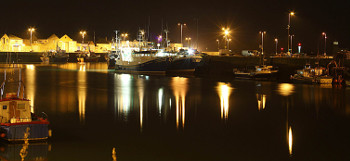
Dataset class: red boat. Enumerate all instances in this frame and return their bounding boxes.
[0,69,50,142]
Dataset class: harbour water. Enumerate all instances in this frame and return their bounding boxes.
[1,63,349,160]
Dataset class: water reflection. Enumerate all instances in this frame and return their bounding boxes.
[78,64,87,124]
[288,126,293,155]
[0,143,49,161]
[57,63,108,73]
[25,65,35,113]
[278,83,295,156]
[171,77,188,129]
[256,94,266,110]
[277,83,295,97]
[158,88,163,115]
[137,78,144,131]
[216,82,233,120]
[116,74,132,120]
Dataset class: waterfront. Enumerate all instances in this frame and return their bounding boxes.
[1,63,349,160]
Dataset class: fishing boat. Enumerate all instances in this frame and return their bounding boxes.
[290,64,327,84]
[0,69,50,142]
[115,50,174,74]
[234,65,278,79]
[40,51,69,63]
[291,61,343,85]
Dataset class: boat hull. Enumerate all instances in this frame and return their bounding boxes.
[166,56,201,75]
[0,122,49,142]
[115,57,171,75]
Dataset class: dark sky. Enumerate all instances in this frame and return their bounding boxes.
[1,0,349,54]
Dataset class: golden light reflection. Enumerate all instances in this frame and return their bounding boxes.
[257,94,266,111]
[158,88,163,115]
[171,77,188,130]
[25,65,35,113]
[78,68,86,124]
[288,126,293,155]
[137,79,144,131]
[117,74,132,119]
[57,63,108,73]
[216,82,233,120]
[278,83,295,96]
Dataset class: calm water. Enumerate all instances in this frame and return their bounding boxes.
[1,63,350,161]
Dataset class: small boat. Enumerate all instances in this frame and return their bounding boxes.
[234,65,278,79]
[290,64,331,84]
[0,69,50,142]
[40,51,69,63]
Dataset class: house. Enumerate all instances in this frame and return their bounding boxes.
[0,34,27,52]
[57,35,77,52]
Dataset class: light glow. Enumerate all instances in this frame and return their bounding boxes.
[216,82,233,120]
[278,83,295,96]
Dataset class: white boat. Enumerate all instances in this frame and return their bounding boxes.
[234,65,278,79]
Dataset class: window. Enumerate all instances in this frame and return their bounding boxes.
[17,104,25,109]
[3,105,7,110]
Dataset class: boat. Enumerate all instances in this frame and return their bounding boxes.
[115,48,202,75]
[291,61,344,85]
[76,51,100,63]
[115,50,174,75]
[234,65,278,79]
[290,64,327,84]
[166,49,202,75]
[40,51,69,63]
[0,69,50,142]
[107,51,118,69]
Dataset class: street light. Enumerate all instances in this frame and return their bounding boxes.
[287,11,295,54]
[178,23,186,45]
[259,31,266,55]
[275,38,278,55]
[28,28,35,46]
[121,33,128,41]
[216,39,220,51]
[322,32,327,56]
[185,37,191,48]
[222,27,231,49]
[80,31,86,44]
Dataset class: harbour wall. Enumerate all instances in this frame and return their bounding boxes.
[195,56,350,78]
[0,52,108,63]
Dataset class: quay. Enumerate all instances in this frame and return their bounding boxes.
[0,52,108,63]
[195,55,350,77]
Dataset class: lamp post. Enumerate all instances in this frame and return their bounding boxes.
[121,33,128,41]
[222,28,230,49]
[228,38,232,50]
[275,38,278,55]
[216,39,220,51]
[287,12,295,54]
[322,32,327,56]
[80,31,86,44]
[290,35,294,55]
[259,31,266,55]
[28,28,35,46]
[185,37,191,48]
[178,23,186,45]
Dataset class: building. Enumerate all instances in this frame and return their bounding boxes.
[0,34,27,52]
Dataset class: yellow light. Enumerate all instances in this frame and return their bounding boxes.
[278,83,295,96]
[290,12,295,16]
[275,38,278,42]
[28,28,35,32]
[288,126,293,155]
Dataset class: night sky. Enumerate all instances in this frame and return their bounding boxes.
[1,0,349,55]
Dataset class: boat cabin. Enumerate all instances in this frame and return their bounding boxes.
[0,93,32,124]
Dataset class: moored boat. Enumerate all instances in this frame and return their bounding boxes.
[0,69,50,142]
[234,65,278,79]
